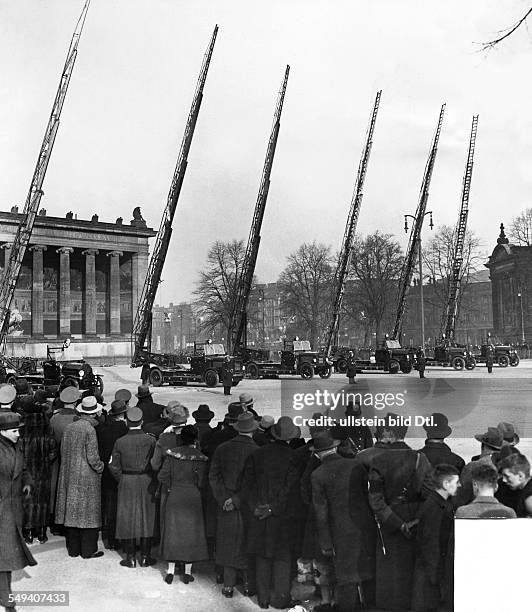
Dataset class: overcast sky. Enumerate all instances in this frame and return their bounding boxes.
[1,0,531,304]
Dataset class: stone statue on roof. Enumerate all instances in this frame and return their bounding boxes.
[131,206,147,227]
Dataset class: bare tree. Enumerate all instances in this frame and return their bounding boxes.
[278,242,335,347]
[193,240,246,342]
[509,207,532,246]
[346,231,404,346]
[480,6,532,50]
[422,225,486,328]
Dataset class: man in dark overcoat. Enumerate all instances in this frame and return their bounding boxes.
[241,416,301,609]
[221,356,233,396]
[96,399,128,549]
[312,431,374,612]
[201,403,243,459]
[368,414,432,611]
[0,413,37,610]
[416,348,426,378]
[418,413,465,472]
[109,407,157,567]
[486,344,494,374]
[136,385,165,425]
[55,396,105,559]
[192,404,215,445]
[209,412,258,597]
[346,351,357,384]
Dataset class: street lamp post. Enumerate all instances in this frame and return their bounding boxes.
[404,211,434,349]
[517,292,525,343]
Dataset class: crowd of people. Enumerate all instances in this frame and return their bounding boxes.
[0,378,531,612]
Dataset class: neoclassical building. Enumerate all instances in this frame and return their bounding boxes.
[485,223,531,344]
[0,207,155,360]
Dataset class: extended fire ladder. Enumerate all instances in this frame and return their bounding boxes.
[131,26,218,365]
[0,0,91,346]
[392,104,446,341]
[323,91,381,358]
[441,115,479,341]
[228,66,290,355]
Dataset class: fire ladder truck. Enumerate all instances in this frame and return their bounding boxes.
[130,27,245,388]
[322,91,381,374]
[227,67,329,380]
[428,115,480,370]
[374,104,446,374]
[0,1,103,393]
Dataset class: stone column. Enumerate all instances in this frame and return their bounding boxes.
[82,249,98,336]
[107,251,123,336]
[30,245,46,337]
[1,243,12,277]
[57,247,73,336]
[131,251,149,316]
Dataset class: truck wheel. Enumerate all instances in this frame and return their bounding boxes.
[452,356,465,371]
[498,354,509,368]
[510,355,520,367]
[300,363,314,379]
[150,368,163,387]
[465,358,476,371]
[204,369,219,387]
[247,363,260,380]
[388,359,400,374]
[400,361,412,374]
[319,365,332,379]
[336,358,347,374]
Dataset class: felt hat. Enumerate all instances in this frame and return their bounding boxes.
[423,413,452,439]
[165,401,189,425]
[110,399,128,416]
[192,404,215,422]
[0,412,22,430]
[59,386,81,405]
[0,384,16,405]
[497,422,519,445]
[14,378,31,395]
[136,385,152,399]
[259,415,275,430]
[383,413,408,439]
[271,416,301,441]
[239,393,253,408]
[234,412,259,433]
[474,427,503,451]
[76,395,102,415]
[126,406,143,425]
[308,412,328,437]
[115,389,132,403]
[224,402,244,423]
[310,431,340,452]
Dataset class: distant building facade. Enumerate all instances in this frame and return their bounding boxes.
[485,224,531,344]
[0,207,155,360]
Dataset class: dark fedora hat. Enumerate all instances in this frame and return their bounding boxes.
[497,422,519,446]
[424,413,452,439]
[310,431,340,452]
[233,412,259,433]
[15,378,32,395]
[383,413,408,439]
[192,404,215,422]
[135,385,152,399]
[474,427,503,451]
[271,416,301,441]
[224,402,244,423]
[0,412,22,430]
[110,399,128,416]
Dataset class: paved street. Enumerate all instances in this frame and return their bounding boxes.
[12,361,532,612]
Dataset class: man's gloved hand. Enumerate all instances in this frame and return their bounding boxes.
[22,484,31,497]
[400,522,413,539]
[321,548,334,558]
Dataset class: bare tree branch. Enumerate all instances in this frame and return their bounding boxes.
[479,5,532,51]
